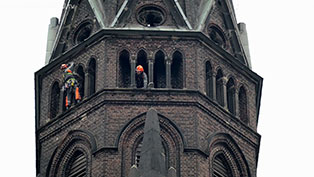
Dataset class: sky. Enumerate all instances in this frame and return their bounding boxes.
[0,0,314,176]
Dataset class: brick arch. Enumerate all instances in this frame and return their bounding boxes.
[206,133,251,177]
[116,111,185,177]
[46,130,97,177]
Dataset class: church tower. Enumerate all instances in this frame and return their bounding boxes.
[35,0,263,176]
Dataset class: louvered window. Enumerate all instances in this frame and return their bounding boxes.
[65,151,87,177]
[213,154,232,177]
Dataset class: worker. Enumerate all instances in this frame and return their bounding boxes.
[135,65,147,88]
[60,62,81,109]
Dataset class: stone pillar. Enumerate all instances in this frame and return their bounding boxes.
[212,72,217,102]
[59,90,65,114]
[222,77,228,109]
[84,71,89,97]
[148,54,154,88]
[235,88,240,117]
[166,57,171,88]
[131,54,136,88]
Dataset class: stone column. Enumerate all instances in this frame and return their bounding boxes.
[222,77,228,109]
[235,88,240,117]
[212,72,217,102]
[59,90,65,114]
[148,53,154,88]
[166,57,171,88]
[131,54,136,88]
[84,71,89,97]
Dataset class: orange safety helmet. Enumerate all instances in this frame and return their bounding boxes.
[60,64,68,70]
[136,65,144,72]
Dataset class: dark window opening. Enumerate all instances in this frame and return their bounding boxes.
[119,50,131,88]
[88,58,96,96]
[227,78,236,114]
[216,70,224,106]
[208,25,226,48]
[205,61,213,99]
[50,82,60,119]
[76,66,85,99]
[154,51,166,88]
[213,154,232,177]
[74,21,93,44]
[65,151,87,177]
[171,51,183,89]
[137,6,166,27]
[137,50,148,76]
[239,86,248,124]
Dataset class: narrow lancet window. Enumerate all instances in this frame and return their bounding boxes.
[216,69,224,106]
[171,51,183,89]
[88,58,96,96]
[119,50,131,88]
[205,61,213,98]
[154,51,166,88]
[227,78,236,114]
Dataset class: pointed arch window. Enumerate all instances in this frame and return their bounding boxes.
[76,65,85,99]
[64,150,87,177]
[216,70,224,106]
[213,154,232,177]
[154,51,166,88]
[137,50,148,74]
[227,78,236,114]
[171,51,183,89]
[50,81,60,119]
[205,61,213,99]
[119,50,131,88]
[88,58,96,96]
[239,86,248,124]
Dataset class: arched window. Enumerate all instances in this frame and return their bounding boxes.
[137,50,148,75]
[239,86,248,124]
[154,51,166,88]
[88,58,96,96]
[119,50,131,88]
[227,78,236,114]
[76,65,85,99]
[213,154,232,177]
[50,81,60,119]
[216,69,224,106]
[64,150,87,177]
[171,51,183,89]
[205,61,213,99]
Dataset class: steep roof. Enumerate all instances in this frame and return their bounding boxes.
[46,0,251,68]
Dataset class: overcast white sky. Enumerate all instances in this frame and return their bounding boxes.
[1,0,314,176]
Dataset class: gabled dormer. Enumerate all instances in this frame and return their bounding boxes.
[47,0,101,63]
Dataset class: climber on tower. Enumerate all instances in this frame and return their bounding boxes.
[60,62,81,109]
[135,65,147,88]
